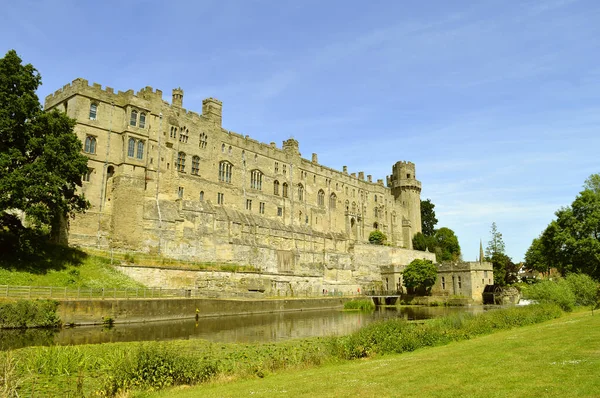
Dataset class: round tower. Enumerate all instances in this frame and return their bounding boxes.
[390,161,422,238]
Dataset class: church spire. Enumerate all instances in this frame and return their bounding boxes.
[479,239,484,263]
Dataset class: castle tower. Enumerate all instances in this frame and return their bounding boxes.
[282,138,300,157]
[172,88,184,107]
[202,97,222,126]
[390,161,422,241]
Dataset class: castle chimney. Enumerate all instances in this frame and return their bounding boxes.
[312,153,318,163]
[358,171,364,180]
[172,88,184,107]
[367,175,372,183]
[343,166,348,174]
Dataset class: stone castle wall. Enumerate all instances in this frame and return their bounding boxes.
[44,78,434,290]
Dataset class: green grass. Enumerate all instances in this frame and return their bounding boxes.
[2,305,567,396]
[145,310,600,398]
[0,254,145,289]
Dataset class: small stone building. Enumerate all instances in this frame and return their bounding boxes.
[431,261,494,302]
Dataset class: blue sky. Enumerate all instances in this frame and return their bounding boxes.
[2,0,599,261]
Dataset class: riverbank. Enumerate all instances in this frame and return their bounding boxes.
[151,309,599,398]
[1,304,563,396]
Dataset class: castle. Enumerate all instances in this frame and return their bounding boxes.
[44,79,492,299]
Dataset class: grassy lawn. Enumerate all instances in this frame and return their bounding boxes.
[0,254,144,289]
[146,311,600,398]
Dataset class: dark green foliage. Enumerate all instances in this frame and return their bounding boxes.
[0,300,61,328]
[0,50,89,250]
[433,227,461,262]
[526,174,600,280]
[524,237,549,276]
[343,299,375,311]
[420,198,438,236]
[490,252,518,286]
[413,227,461,263]
[368,230,387,245]
[402,259,437,295]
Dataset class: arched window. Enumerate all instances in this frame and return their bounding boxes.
[84,136,96,154]
[191,156,200,175]
[221,143,225,153]
[136,140,144,159]
[352,202,356,213]
[89,103,97,120]
[170,126,177,139]
[228,145,232,155]
[250,170,263,190]
[139,112,146,128]
[179,128,188,143]
[200,191,204,202]
[176,152,186,172]
[219,161,232,183]
[274,180,280,195]
[282,183,289,198]
[330,193,337,209]
[374,207,378,217]
[127,138,135,157]
[317,189,325,206]
[130,110,138,126]
[199,133,208,148]
[373,222,379,230]
[345,200,349,212]
[297,184,304,201]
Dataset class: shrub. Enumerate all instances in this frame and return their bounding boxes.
[0,300,61,328]
[564,273,598,307]
[343,299,375,311]
[368,230,387,245]
[100,344,219,395]
[522,279,576,311]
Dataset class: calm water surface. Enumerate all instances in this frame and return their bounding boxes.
[1,306,493,350]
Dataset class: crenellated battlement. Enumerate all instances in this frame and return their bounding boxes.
[44,78,165,109]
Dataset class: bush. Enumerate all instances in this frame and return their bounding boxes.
[522,279,576,311]
[343,299,375,311]
[101,344,219,395]
[564,273,598,307]
[368,230,387,245]
[0,300,61,328]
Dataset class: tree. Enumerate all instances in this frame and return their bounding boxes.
[485,222,505,258]
[524,237,549,277]
[525,174,600,281]
[402,259,437,295]
[368,230,387,245]
[584,173,600,194]
[433,227,461,262]
[0,50,89,245]
[420,198,438,236]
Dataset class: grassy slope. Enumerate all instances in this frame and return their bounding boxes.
[148,311,600,398]
[0,254,144,289]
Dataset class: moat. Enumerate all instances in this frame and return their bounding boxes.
[1,306,493,350]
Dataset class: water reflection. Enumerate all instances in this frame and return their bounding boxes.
[0,305,492,350]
